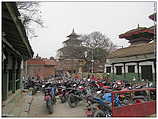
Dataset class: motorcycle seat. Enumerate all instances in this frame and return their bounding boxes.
[133,96,145,100]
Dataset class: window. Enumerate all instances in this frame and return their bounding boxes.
[128,65,135,73]
[116,66,122,75]
[106,67,111,73]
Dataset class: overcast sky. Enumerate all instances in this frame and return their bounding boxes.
[29,1,156,58]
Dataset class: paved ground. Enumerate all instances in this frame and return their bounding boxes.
[27,92,86,117]
[3,91,156,117]
[2,91,34,117]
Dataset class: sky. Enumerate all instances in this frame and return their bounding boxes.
[29,1,156,58]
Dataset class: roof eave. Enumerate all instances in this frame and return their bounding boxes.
[5,2,34,59]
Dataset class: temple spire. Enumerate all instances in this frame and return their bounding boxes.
[137,24,140,29]
[66,28,80,38]
[72,28,75,33]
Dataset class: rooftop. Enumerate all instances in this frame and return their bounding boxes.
[66,28,80,38]
[27,59,57,66]
[2,2,34,59]
[107,42,155,59]
[119,26,155,40]
[149,13,157,21]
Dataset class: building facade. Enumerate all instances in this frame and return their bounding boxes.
[55,59,85,74]
[26,56,57,80]
[2,2,34,101]
[105,13,156,83]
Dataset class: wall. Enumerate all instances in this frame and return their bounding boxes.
[27,65,55,80]
[105,61,155,82]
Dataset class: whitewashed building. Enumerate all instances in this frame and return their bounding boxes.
[105,13,156,82]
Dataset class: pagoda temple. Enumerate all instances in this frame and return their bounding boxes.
[119,25,154,45]
[56,29,86,74]
[105,13,156,84]
[57,29,84,59]
[64,28,81,47]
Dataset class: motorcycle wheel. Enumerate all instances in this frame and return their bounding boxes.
[94,110,105,117]
[94,109,112,117]
[104,109,112,117]
[60,96,66,103]
[68,93,78,108]
[122,96,131,105]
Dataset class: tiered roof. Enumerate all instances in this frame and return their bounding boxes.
[119,26,155,40]
[119,13,156,41]
[66,28,80,38]
[63,29,81,44]
[149,13,156,21]
[108,13,156,59]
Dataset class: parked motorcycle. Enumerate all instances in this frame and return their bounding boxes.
[67,85,88,108]
[85,95,112,117]
[59,87,73,103]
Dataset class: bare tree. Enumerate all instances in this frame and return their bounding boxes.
[57,46,87,59]
[16,2,44,39]
[56,31,116,72]
[81,31,116,62]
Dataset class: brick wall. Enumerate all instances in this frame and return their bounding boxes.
[27,65,55,80]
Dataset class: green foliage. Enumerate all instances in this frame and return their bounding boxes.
[108,73,139,82]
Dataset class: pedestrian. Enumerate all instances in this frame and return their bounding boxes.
[50,84,56,97]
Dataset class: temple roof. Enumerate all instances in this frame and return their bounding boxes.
[119,13,156,40]
[149,13,157,21]
[63,38,82,43]
[2,2,34,59]
[67,28,80,38]
[107,42,155,59]
[119,26,156,40]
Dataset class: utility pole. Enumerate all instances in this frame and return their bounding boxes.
[91,48,94,74]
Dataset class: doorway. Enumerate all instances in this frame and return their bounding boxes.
[141,65,153,81]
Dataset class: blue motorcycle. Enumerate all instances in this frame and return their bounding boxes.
[93,93,122,117]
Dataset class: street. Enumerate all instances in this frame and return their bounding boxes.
[28,92,86,117]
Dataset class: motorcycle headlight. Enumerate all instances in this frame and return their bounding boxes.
[97,90,101,94]
[79,86,82,88]
[88,100,91,104]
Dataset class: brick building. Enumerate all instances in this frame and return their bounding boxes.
[27,56,57,80]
